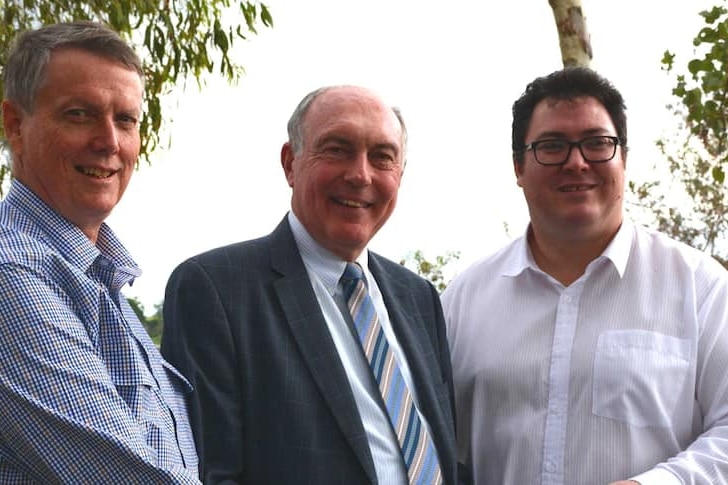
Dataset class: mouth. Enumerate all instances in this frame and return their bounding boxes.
[558,183,596,192]
[334,197,372,209]
[76,166,116,179]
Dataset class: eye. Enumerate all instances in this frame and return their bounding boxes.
[582,136,613,150]
[64,108,90,121]
[536,140,567,153]
[370,151,398,169]
[320,143,352,160]
[116,113,139,128]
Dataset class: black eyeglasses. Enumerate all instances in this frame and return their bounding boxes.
[524,135,621,166]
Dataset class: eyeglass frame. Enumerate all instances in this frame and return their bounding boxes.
[523,135,622,166]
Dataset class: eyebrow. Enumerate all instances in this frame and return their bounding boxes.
[316,135,400,154]
[316,135,352,147]
[533,128,613,140]
[370,141,399,155]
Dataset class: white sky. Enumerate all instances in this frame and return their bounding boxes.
[107,0,719,310]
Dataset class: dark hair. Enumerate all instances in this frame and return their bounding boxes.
[511,67,627,164]
[4,21,143,113]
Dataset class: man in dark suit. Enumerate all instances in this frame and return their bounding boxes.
[161,85,458,484]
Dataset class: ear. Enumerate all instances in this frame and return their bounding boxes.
[280,142,295,188]
[513,161,524,187]
[2,100,25,158]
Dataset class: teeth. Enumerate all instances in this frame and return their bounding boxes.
[339,199,367,208]
[79,167,113,178]
[561,185,590,192]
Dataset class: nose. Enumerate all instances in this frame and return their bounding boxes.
[562,143,589,171]
[90,116,120,155]
[344,151,373,186]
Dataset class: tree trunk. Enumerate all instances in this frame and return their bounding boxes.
[549,0,593,67]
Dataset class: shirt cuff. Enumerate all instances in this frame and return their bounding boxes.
[631,467,682,485]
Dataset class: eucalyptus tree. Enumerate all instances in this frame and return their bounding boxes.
[0,0,273,193]
[629,5,728,267]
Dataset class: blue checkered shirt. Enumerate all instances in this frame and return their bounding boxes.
[0,181,200,484]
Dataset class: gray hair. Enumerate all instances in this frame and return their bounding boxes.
[286,86,408,158]
[3,21,143,113]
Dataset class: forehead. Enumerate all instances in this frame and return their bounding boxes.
[528,96,615,137]
[40,48,143,97]
[303,88,403,146]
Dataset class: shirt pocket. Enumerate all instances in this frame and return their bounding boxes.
[592,330,690,428]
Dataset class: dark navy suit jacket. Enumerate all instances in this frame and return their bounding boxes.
[161,216,458,484]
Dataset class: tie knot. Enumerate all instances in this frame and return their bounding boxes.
[341,262,364,283]
[340,262,366,301]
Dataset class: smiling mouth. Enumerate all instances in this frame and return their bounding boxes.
[335,198,371,208]
[558,184,595,192]
[77,167,114,179]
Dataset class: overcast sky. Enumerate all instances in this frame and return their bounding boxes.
[107,0,719,310]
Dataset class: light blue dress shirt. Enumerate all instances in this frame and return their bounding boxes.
[289,210,437,485]
[0,180,200,484]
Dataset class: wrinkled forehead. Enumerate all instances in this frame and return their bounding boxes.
[303,89,404,147]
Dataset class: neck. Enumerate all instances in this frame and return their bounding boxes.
[527,223,620,286]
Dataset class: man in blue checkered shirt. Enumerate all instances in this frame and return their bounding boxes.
[0,22,200,483]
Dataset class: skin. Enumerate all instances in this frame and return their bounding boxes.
[281,86,404,261]
[514,96,626,285]
[2,48,143,244]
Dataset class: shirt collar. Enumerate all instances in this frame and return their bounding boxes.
[503,219,633,279]
[287,211,370,295]
[4,180,141,285]
[598,219,632,278]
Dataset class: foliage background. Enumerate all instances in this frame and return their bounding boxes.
[0,0,272,193]
[1,0,722,307]
[628,5,728,268]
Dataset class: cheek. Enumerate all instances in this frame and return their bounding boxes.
[121,133,141,159]
[614,172,625,200]
[120,165,134,183]
[601,165,624,187]
[382,172,403,196]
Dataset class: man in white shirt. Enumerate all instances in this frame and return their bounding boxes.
[442,67,728,485]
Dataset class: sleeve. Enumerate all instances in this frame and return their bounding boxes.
[0,263,201,484]
[161,259,244,484]
[635,262,728,484]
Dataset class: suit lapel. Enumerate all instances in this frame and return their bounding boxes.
[268,218,377,484]
[368,254,449,462]
[368,254,434,390]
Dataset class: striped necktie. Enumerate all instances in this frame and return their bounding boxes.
[340,262,442,485]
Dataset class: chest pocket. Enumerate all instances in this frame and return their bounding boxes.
[592,330,691,428]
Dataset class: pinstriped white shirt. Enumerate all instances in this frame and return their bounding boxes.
[442,220,728,485]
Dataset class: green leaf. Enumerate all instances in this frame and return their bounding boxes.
[661,50,675,71]
[0,1,274,195]
[712,165,725,184]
